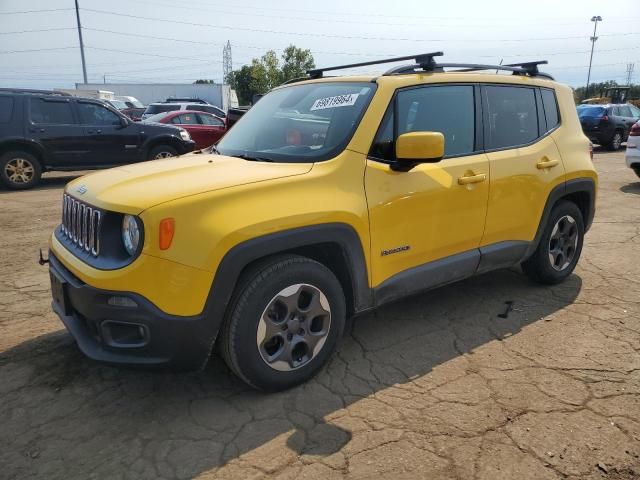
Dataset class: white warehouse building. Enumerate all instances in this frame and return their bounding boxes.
[76,82,236,109]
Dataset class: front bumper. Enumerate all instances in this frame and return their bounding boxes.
[49,252,215,370]
[179,139,196,155]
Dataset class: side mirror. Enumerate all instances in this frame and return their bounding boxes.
[118,117,130,128]
[392,132,445,172]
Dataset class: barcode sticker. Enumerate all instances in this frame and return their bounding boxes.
[310,94,359,111]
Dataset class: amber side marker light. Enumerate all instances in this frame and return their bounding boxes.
[159,218,175,250]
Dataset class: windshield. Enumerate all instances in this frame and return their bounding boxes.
[109,100,128,110]
[577,106,606,118]
[143,112,170,123]
[217,82,376,162]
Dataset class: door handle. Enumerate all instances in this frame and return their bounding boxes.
[457,173,486,185]
[536,158,560,169]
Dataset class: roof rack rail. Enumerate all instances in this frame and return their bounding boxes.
[306,52,444,79]
[165,97,207,103]
[0,88,71,96]
[384,58,553,80]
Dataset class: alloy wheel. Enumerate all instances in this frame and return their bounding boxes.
[5,158,35,184]
[612,132,622,150]
[257,283,331,371]
[548,215,579,271]
[154,151,174,159]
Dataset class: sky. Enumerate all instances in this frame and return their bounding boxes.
[1,0,638,90]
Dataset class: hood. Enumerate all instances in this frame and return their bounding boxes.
[65,153,313,214]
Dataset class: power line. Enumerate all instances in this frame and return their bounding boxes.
[0,28,76,35]
[80,7,640,43]
[0,47,78,55]
[0,8,74,15]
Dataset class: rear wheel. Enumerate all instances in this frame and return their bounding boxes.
[148,145,177,160]
[0,151,42,190]
[633,167,640,179]
[219,255,346,391]
[522,201,584,285]
[607,131,623,151]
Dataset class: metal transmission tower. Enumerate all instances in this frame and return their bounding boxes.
[626,63,635,86]
[223,41,232,83]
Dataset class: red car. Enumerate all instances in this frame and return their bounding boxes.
[142,110,227,149]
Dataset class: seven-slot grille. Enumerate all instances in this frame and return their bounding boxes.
[61,194,102,256]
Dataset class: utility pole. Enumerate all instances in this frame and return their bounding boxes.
[74,0,88,84]
[585,15,602,98]
[625,63,635,86]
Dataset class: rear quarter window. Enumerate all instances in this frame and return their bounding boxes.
[540,89,560,130]
[0,96,14,123]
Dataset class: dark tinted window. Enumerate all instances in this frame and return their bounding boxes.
[29,98,74,124]
[484,86,538,149]
[0,96,13,123]
[541,89,559,130]
[397,85,475,157]
[77,103,121,125]
[619,105,632,117]
[198,113,224,126]
[145,104,180,115]
[171,113,199,125]
[190,105,225,117]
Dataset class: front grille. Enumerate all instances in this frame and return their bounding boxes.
[61,194,102,256]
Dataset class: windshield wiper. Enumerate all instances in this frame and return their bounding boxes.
[208,144,221,155]
[234,153,274,162]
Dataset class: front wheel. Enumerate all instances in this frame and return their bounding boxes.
[148,145,178,160]
[522,201,584,285]
[219,255,346,391]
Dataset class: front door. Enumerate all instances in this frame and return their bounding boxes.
[76,100,141,166]
[365,84,490,297]
[480,85,565,255]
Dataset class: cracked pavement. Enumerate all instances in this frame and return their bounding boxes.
[1,150,639,479]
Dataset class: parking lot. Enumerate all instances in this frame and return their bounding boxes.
[0,149,638,479]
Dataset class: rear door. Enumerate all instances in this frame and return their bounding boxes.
[195,112,226,147]
[480,85,565,258]
[618,105,636,138]
[27,96,85,168]
[76,101,141,165]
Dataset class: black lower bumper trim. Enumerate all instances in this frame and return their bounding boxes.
[49,252,215,370]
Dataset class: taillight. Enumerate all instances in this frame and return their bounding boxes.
[600,114,609,122]
[589,142,593,160]
[630,123,640,136]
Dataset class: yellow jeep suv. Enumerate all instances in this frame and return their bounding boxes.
[48,53,597,390]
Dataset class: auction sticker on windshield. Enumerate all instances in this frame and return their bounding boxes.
[310,94,359,111]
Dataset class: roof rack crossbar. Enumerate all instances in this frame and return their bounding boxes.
[383,61,554,80]
[306,52,443,79]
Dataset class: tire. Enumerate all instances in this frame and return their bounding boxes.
[633,167,640,179]
[0,151,42,190]
[148,145,178,160]
[219,254,346,391]
[522,200,584,285]
[607,131,623,151]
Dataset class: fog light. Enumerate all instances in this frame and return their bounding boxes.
[107,296,138,308]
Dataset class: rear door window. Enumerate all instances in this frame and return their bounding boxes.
[198,113,224,126]
[29,98,75,125]
[483,86,538,150]
[618,105,632,118]
[0,96,14,123]
[145,104,180,115]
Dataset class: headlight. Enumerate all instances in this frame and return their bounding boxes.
[122,215,141,256]
[179,129,191,141]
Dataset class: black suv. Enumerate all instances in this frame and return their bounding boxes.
[577,103,640,150]
[0,89,196,190]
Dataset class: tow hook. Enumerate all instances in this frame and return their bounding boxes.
[38,249,49,266]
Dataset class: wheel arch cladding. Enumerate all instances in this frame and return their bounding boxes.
[202,223,372,338]
[0,141,45,165]
[524,178,596,259]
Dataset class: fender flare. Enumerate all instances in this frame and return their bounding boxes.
[201,223,372,336]
[524,178,596,259]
